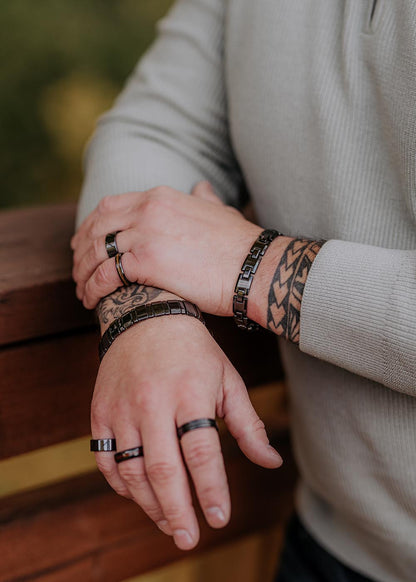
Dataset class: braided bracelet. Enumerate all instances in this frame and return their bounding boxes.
[233,229,282,331]
[99,300,205,361]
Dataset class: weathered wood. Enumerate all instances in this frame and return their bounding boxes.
[0,204,95,346]
[0,434,296,582]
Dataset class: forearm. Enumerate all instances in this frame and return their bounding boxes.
[247,235,326,343]
[97,284,181,333]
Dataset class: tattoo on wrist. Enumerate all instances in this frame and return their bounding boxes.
[267,238,325,343]
[97,285,165,325]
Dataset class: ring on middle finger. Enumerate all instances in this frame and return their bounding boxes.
[177,418,219,440]
[115,445,144,464]
[105,231,120,258]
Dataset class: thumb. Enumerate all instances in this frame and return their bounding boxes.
[221,367,283,469]
[191,181,224,205]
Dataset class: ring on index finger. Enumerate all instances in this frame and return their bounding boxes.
[177,418,218,440]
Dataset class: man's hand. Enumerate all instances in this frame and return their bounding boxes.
[92,295,282,551]
[71,182,262,315]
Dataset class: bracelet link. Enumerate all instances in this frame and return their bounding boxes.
[232,229,282,331]
[99,300,205,361]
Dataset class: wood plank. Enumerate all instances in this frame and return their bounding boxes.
[0,331,98,460]
[0,204,94,346]
[0,433,296,582]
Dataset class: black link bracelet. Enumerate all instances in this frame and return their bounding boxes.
[233,229,282,331]
[99,300,205,361]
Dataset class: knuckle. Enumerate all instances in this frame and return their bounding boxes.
[142,503,164,520]
[92,237,102,260]
[112,485,131,499]
[118,462,147,485]
[95,263,111,288]
[141,196,162,219]
[251,417,266,434]
[185,441,215,470]
[98,195,114,213]
[95,456,113,476]
[151,185,172,199]
[90,404,108,429]
[146,461,177,484]
[163,504,188,522]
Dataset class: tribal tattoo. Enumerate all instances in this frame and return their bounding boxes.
[97,284,165,326]
[267,238,325,343]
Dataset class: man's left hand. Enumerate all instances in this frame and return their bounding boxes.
[72,182,262,314]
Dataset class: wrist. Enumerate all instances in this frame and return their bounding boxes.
[246,236,292,328]
[97,285,184,334]
[248,236,325,342]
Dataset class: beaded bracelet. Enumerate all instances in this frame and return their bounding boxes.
[99,300,205,361]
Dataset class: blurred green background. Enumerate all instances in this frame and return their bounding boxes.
[0,0,173,209]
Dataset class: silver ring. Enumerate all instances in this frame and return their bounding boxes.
[90,438,117,452]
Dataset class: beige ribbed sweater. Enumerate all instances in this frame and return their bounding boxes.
[78,2,416,580]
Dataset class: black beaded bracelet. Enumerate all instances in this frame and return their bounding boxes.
[233,229,282,331]
[99,300,205,361]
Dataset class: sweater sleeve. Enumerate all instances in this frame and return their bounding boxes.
[300,240,416,397]
[76,0,243,227]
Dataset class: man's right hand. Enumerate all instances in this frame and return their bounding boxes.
[92,293,282,551]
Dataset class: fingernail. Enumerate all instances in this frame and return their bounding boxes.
[157,520,172,535]
[173,529,193,549]
[206,506,226,525]
[268,445,283,464]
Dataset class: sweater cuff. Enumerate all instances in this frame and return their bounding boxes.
[299,240,402,386]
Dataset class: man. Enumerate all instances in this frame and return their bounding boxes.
[72,2,416,581]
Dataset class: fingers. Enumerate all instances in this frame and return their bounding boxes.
[113,424,173,536]
[82,251,140,309]
[71,193,141,251]
[222,366,283,469]
[73,230,134,300]
[140,410,200,551]
[191,181,224,205]
[177,409,231,530]
[90,421,132,500]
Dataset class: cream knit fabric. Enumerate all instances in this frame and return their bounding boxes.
[78,2,416,580]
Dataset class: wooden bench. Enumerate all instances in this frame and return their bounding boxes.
[0,204,296,582]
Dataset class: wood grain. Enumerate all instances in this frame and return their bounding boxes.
[0,434,296,582]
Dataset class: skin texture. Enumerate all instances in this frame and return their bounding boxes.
[72,182,326,342]
[89,283,282,551]
[71,181,324,550]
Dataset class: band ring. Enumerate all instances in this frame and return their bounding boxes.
[114,446,144,464]
[105,232,120,259]
[177,418,218,440]
[115,253,132,286]
[90,438,117,452]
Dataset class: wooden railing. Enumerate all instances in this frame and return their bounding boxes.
[0,204,296,582]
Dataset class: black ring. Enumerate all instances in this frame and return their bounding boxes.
[90,438,117,452]
[114,446,144,464]
[115,253,132,286]
[105,232,120,259]
[177,418,218,440]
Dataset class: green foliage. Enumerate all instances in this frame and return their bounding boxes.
[0,0,173,208]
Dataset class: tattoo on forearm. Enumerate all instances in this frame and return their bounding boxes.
[267,239,325,343]
[97,285,165,325]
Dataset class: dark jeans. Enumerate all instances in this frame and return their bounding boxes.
[274,514,375,582]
